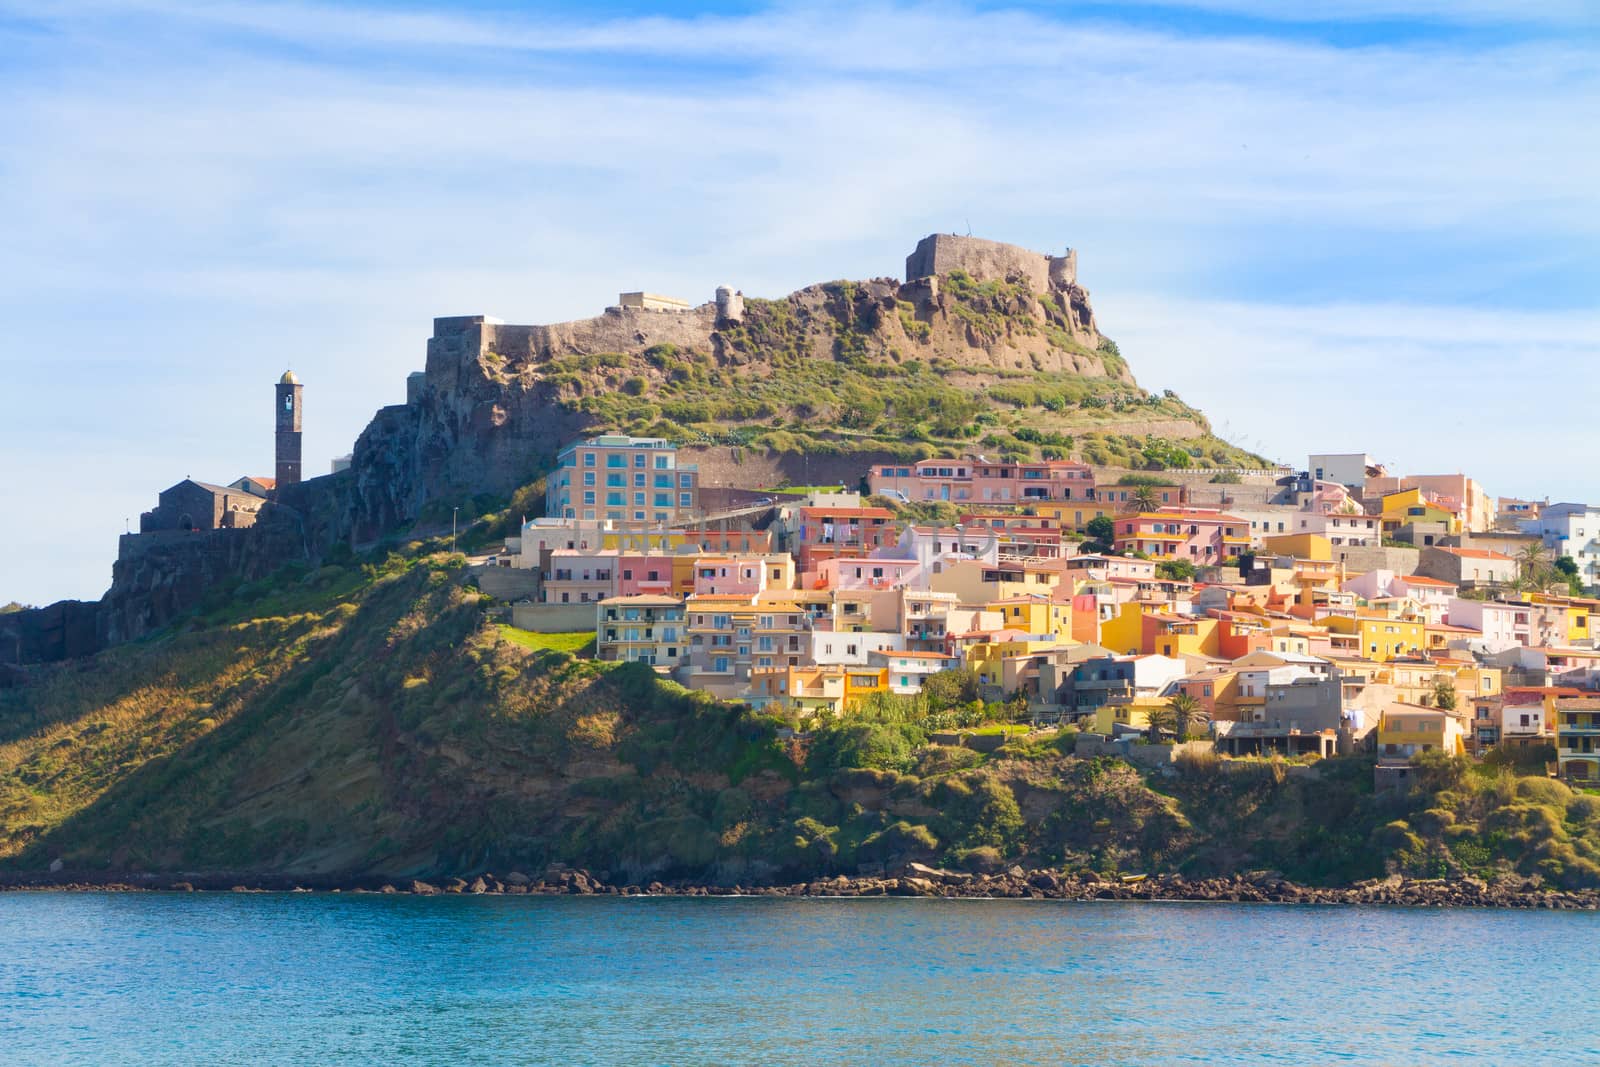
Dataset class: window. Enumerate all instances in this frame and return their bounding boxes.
[583,452,596,467]
[634,473,646,487]
[606,453,626,468]
[680,492,692,508]
[679,474,692,488]
[583,491,595,505]
[583,471,596,487]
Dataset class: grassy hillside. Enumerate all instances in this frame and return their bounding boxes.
[543,277,1266,471]
[2,549,1592,887]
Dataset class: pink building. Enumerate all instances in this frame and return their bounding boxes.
[870,456,1095,505]
[692,554,795,596]
[541,549,620,604]
[794,506,897,572]
[615,552,682,597]
[1447,597,1532,647]
[1113,509,1250,561]
[813,557,924,592]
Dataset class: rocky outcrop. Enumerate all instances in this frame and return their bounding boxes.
[0,600,103,670]
[101,502,313,644]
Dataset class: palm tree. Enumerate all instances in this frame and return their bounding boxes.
[1516,542,1551,592]
[1131,485,1160,512]
[1168,692,1209,741]
[1144,703,1177,743]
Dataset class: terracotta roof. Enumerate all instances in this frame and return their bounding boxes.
[1398,575,1456,587]
[1438,547,1513,561]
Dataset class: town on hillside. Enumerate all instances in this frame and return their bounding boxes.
[112,354,1600,794]
[447,432,1597,789]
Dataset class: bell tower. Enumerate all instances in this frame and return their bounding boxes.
[275,370,303,491]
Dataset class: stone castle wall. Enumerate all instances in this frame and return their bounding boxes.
[905,234,1076,291]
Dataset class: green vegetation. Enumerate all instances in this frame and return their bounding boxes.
[1,563,1592,887]
[1156,559,1197,581]
[496,627,595,656]
[532,281,1266,472]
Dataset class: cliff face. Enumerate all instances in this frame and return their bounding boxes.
[346,235,1125,539]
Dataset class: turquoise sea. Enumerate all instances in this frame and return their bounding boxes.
[1,893,1594,1065]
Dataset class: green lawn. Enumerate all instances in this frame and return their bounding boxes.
[496,626,595,656]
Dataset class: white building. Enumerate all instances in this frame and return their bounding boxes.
[807,630,906,666]
[1291,511,1381,547]
[871,649,962,694]
[1308,453,1380,491]
[1522,502,1600,588]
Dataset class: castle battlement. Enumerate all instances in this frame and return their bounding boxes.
[905,233,1076,292]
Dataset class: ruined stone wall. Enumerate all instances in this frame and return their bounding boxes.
[905,234,1074,291]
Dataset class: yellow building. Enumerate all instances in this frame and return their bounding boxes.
[1379,489,1460,537]
[1100,601,1148,656]
[1377,703,1466,758]
[1143,611,1220,658]
[1031,500,1121,532]
[1091,696,1167,736]
[1555,696,1600,781]
[964,635,1063,689]
[1323,612,1426,662]
[985,595,1074,642]
[747,664,889,719]
[1260,533,1331,562]
[929,558,1063,605]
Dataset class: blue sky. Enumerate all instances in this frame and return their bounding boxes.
[0,0,1595,605]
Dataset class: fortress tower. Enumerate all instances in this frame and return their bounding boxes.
[275,370,303,491]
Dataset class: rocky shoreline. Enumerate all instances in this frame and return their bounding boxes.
[3,865,1597,909]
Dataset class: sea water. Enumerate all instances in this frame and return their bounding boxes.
[0,893,1594,1065]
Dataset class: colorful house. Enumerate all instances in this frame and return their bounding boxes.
[1377,703,1466,759]
[1554,696,1600,782]
[596,595,688,667]
[1113,509,1250,562]
[1322,612,1427,662]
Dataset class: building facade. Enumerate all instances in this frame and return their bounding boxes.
[547,435,700,524]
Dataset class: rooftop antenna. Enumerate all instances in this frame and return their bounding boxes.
[965,217,972,236]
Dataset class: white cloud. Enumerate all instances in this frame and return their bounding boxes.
[1105,292,1600,495]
